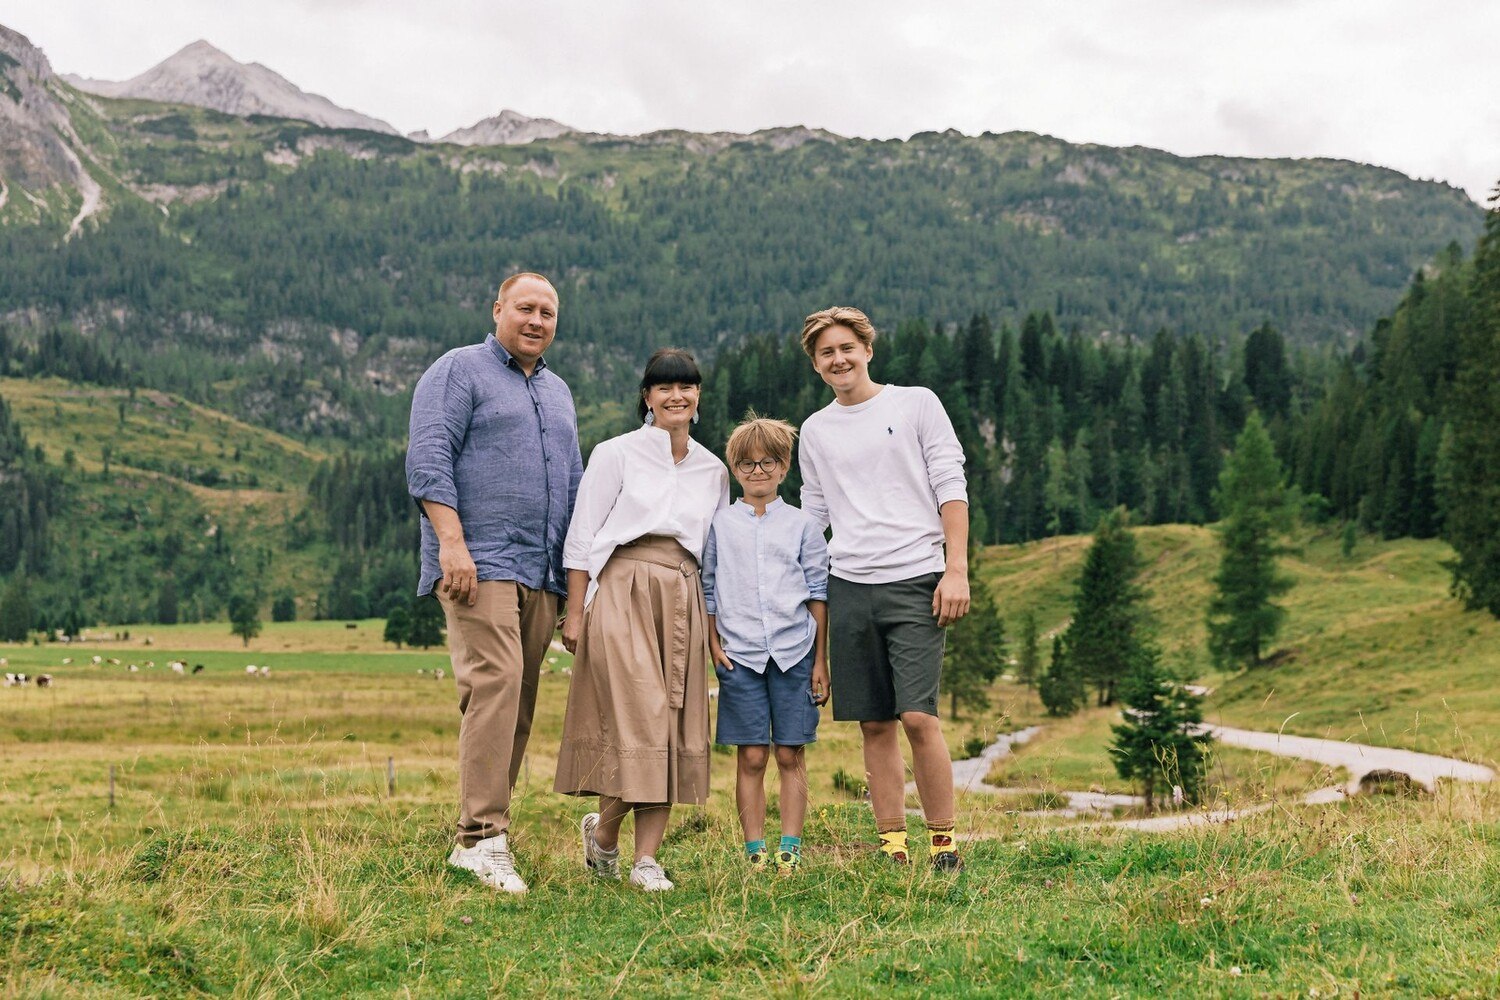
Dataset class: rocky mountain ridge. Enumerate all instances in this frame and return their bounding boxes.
[62,39,401,136]
[0,24,101,234]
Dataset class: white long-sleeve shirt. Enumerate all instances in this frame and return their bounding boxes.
[799,384,967,584]
[563,424,730,606]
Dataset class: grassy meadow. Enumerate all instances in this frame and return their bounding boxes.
[3,527,1499,996]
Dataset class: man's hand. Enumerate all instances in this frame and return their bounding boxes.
[711,639,734,671]
[438,539,478,606]
[811,661,830,706]
[932,567,971,627]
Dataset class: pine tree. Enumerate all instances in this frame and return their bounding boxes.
[407,597,445,649]
[943,564,1007,718]
[1109,649,1212,813]
[228,592,262,647]
[271,591,297,623]
[383,604,411,649]
[1038,635,1083,716]
[1207,411,1293,667]
[1444,198,1500,615]
[0,578,31,642]
[1065,508,1149,705]
[1016,610,1041,689]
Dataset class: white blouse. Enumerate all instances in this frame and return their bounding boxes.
[563,424,730,606]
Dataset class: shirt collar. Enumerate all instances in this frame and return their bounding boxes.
[735,496,785,516]
[486,332,548,373]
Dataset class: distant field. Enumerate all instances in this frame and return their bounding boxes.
[30,617,426,655]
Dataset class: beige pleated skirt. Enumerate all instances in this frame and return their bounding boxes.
[554,535,712,805]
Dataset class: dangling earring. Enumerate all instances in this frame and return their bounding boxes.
[644,409,656,426]
[691,409,700,425]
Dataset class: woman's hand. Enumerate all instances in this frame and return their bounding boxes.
[560,610,583,654]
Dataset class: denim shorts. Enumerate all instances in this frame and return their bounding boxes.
[714,647,821,747]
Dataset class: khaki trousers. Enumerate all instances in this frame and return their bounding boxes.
[438,580,557,847]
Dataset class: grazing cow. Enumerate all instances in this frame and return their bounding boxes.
[192,664,204,674]
[107,658,120,666]
[170,662,185,674]
[3,673,15,687]
[258,665,271,677]
[245,664,258,675]
[35,674,52,688]
[433,668,446,681]
[61,657,72,665]
[91,656,102,665]
[128,664,138,672]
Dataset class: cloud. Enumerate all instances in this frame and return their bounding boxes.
[2,0,1496,199]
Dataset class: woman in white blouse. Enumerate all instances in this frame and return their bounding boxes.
[554,348,729,891]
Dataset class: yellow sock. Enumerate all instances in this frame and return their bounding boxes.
[878,829,909,862]
[928,824,957,857]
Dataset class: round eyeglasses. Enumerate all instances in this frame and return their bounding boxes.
[735,458,782,475]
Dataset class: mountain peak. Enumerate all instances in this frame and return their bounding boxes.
[440,109,575,146]
[65,39,399,136]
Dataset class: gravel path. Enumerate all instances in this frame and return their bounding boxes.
[1205,724,1495,792]
[943,719,1494,832]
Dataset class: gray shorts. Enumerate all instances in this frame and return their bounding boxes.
[827,572,945,721]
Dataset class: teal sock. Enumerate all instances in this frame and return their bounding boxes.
[778,835,802,855]
[745,839,766,857]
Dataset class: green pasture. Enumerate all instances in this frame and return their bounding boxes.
[4,526,1500,995]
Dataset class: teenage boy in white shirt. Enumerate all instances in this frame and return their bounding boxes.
[797,306,970,871]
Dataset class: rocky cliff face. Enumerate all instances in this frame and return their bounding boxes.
[0,25,101,231]
[63,40,399,135]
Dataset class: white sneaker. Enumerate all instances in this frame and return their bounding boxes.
[581,813,621,880]
[448,834,528,894]
[629,856,674,892]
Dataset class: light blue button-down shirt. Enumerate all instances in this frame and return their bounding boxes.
[406,333,583,598]
[701,497,829,674]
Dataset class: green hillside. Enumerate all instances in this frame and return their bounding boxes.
[0,377,334,624]
[977,524,1500,784]
[0,77,1484,442]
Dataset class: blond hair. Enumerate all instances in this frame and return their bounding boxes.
[496,271,556,303]
[800,306,877,357]
[725,413,797,469]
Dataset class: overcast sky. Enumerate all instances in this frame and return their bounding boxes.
[6,0,1497,202]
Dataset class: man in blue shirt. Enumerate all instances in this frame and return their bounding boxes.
[406,271,583,893]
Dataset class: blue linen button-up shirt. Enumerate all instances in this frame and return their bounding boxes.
[406,333,583,598]
[701,497,830,673]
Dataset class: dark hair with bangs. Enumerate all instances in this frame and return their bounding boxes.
[638,348,703,419]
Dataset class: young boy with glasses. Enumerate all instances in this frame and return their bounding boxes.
[702,415,830,874]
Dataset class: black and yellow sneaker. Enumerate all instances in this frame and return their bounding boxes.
[747,849,770,873]
[878,829,911,865]
[774,849,801,876]
[929,827,962,872]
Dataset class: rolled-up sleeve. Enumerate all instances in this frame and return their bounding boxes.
[406,355,471,514]
[800,518,829,602]
[562,441,622,571]
[918,389,968,507]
